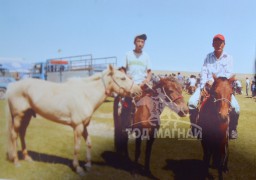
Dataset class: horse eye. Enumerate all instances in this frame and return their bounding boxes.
[121,77,126,80]
[167,90,174,94]
[168,88,173,93]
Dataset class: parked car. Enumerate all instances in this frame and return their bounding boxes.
[0,77,16,99]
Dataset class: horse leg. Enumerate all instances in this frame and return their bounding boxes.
[218,167,224,180]
[8,114,23,166]
[82,126,92,169]
[73,124,86,176]
[113,96,122,153]
[223,146,229,173]
[19,110,34,162]
[201,140,211,177]
[144,135,155,174]
[135,135,142,164]
[132,135,142,176]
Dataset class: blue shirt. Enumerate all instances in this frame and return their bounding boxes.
[200,51,233,89]
[125,51,151,84]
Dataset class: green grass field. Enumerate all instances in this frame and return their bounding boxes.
[0,91,256,180]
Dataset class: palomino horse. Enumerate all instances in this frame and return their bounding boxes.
[114,76,189,175]
[198,75,235,180]
[6,65,141,175]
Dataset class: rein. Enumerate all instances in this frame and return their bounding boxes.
[111,76,134,93]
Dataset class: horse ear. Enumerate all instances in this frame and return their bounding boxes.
[108,64,114,75]
[229,75,236,84]
[212,73,217,81]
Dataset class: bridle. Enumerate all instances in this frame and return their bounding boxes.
[145,81,183,106]
[213,97,232,105]
[210,92,233,113]
[162,87,183,104]
[101,72,134,95]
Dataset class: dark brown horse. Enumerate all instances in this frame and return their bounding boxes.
[198,75,235,180]
[114,76,189,176]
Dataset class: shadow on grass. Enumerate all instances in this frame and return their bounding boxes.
[104,99,114,103]
[18,150,105,171]
[101,151,132,171]
[101,151,159,179]
[163,159,209,180]
[17,150,157,179]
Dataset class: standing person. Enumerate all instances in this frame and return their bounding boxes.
[125,34,152,87]
[116,34,151,157]
[235,79,242,94]
[245,77,250,96]
[188,75,197,94]
[189,75,197,87]
[177,72,183,80]
[188,34,240,139]
[177,72,183,85]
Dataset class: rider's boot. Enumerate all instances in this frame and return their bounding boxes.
[229,109,239,139]
[189,109,199,136]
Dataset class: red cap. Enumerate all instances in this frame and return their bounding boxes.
[213,34,225,41]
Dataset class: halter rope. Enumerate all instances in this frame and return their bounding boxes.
[162,87,183,104]
[144,82,182,107]
[101,72,135,95]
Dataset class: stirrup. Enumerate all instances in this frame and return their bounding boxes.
[229,130,238,139]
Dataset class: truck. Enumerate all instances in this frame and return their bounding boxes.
[31,54,117,83]
[0,76,16,99]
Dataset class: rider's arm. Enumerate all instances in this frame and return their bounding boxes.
[200,57,208,90]
[224,55,233,78]
[142,55,152,84]
[145,69,152,83]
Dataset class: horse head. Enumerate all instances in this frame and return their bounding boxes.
[154,76,189,117]
[210,74,236,121]
[104,65,141,97]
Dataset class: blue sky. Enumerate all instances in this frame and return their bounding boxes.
[1,0,255,74]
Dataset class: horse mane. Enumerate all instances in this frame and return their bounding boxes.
[166,76,179,83]
[66,70,108,83]
[211,77,230,90]
[217,77,228,81]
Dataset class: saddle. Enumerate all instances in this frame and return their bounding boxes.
[198,91,210,112]
[194,84,212,127]
[198,82,212,111]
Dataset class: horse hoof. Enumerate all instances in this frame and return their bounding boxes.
[223,167,229,173]
[15,162,21,167]
[84,162,91,171]
[76,167,86,176]
[24,156,33,162]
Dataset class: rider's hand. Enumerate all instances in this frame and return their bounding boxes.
[201,87,209,97]
[206,80,213,86]
[204,80,213,93]
[140,79,149,88]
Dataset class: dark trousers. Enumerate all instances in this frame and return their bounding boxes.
[114,96,133,157]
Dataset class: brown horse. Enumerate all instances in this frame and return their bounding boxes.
[114,76,189,176]
[198,75,235,180]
